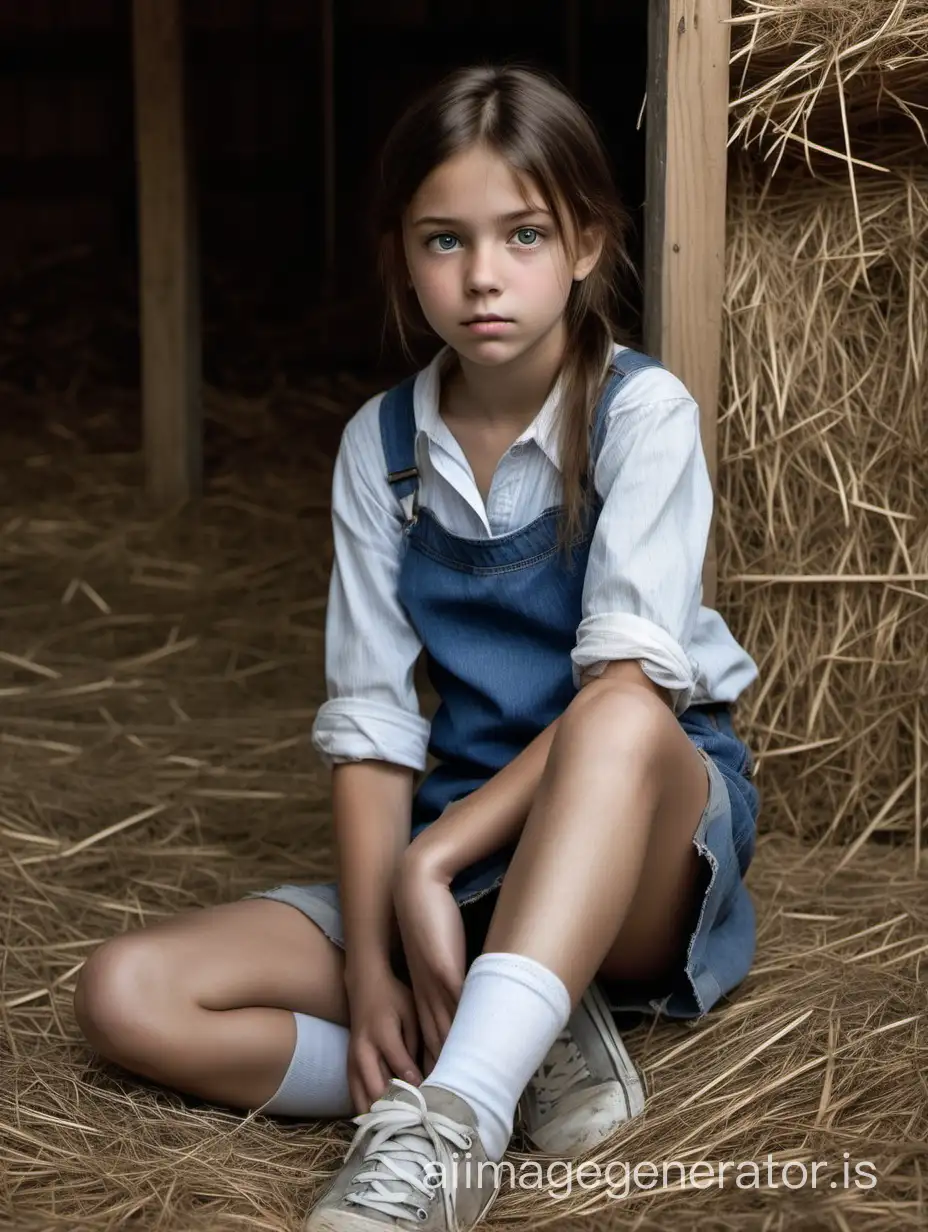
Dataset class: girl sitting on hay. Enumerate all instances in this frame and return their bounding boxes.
[75,65,760,1232]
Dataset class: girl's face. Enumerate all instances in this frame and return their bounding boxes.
[403,144,600,370]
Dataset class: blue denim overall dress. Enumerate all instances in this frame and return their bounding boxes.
[252,348,760,1019]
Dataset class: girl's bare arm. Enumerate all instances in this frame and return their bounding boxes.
[332,760,414,976]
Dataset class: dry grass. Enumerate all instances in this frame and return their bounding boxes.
[718,162,928,853]
[5,830,927,1231]
[0,372,925,1230]
[730,0,928,174]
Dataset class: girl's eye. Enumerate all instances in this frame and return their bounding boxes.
[513,227,542,246]
[428,234,460,252]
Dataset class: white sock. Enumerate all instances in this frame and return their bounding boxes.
[260,1011,353,1118]
[422,952,572,1160]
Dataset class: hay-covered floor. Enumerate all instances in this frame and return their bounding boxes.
[1,372,926,1232]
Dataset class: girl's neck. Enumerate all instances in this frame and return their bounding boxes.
[444,320,567,429]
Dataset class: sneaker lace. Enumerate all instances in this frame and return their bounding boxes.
[345,1080,474,1222]
[531,1030,591,1114]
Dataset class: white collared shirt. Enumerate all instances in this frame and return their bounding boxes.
[312,344,758,769]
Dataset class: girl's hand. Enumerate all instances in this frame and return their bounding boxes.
[394,841,466,1070]
[343,962,422,1113]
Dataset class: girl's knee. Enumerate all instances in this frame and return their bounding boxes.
[560,682,667,759]
[74,932,186,1063]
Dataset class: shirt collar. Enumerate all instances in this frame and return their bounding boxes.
[413,346,565,471]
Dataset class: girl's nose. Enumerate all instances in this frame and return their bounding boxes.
[465,242,501,296]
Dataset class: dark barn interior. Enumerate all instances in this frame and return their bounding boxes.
[2,3,926,1231]
[0,0,647,389]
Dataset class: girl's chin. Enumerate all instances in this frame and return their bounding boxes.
[449,332,528,362]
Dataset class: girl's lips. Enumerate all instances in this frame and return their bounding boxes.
[464,319,514,335]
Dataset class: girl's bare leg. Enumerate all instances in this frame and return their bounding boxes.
[73,900,348,1109]
[484,684,709,1002]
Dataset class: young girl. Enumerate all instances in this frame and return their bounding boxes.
[74,65,759,1231]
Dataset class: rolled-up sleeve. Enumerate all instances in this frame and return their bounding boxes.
[311,398,432,770]
[572,393,710,714]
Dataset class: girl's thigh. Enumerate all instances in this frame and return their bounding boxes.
[77,899,350,1029]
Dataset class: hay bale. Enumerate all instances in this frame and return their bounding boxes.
[719,163,928,848]
[718,0,928,853]
[730,0,928,172]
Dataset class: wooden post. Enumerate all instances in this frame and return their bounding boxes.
[132,0,201,505]
[644,0,731,609]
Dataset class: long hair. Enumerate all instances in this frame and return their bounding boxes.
[374,64,634,549]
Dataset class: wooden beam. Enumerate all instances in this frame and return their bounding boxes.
[132,0,201,505]
[644,0,731,610]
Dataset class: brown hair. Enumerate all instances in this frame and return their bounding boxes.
[374,64,634,550]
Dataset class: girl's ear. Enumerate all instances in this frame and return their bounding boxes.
[572,225,605,283]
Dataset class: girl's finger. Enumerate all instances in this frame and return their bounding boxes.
[428,971,461,1047]
[398,991,420,1064]
[431,995,454,1050]
[437,959,464,1008]
[351,1080,369,1116]
[379,1054,392,1092]
[414,994,443,1065]
[347,1061,368,1116]
[442,978,461,1024]
[379,1020,422,1086]
[356,1040,388,1110]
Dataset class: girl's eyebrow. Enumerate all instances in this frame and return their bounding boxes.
[411,208,552,228]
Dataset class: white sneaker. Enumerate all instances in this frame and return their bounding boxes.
[303,1080,501,1232]
[520,980,645,1156]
